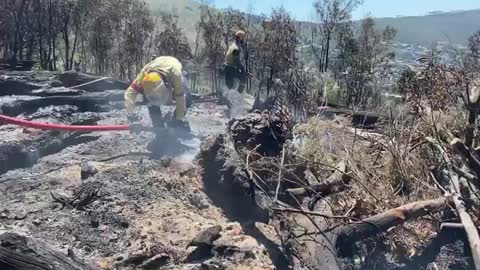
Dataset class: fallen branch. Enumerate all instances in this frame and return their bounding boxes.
[274,146,286,202]
[51,182,101,210]
[451,138,480,176]
[286,161,351,198]
[272,206,359,221]
[334,197,452,247]
[450,174,480,270]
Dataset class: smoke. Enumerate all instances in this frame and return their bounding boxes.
[171,138,199,165]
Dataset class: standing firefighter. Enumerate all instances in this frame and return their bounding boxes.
[224,30,248,93]
[124,56,190,136]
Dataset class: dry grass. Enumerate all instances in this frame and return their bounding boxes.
[293,108,444,261]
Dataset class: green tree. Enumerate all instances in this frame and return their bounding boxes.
[333,17,396,108]
[313,0,362,72]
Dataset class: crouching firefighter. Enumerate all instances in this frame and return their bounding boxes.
[124,56,190,139]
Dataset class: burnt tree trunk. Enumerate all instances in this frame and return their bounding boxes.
[199,111,340,270]
[281,200,341,270]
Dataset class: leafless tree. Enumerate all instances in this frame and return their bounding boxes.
[221,8,245,49]
[0,0,154,77]
[253,8,298,97]
[197,2,224,93]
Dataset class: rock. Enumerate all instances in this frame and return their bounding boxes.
[13,212,27,220]
[90,218,100,228]
[180,167,196,178]
[0,209,9,219]
[139,253,170,269]
[189,193,210,210]
[187,225,222,248]
[159,157,172,167]
[32,219,41,226]
[199,260,226,270]
[117,252,151,266]
[118,219,130,229]
[212,244,256,260]
[81,161,98,180]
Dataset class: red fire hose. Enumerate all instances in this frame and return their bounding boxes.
[0,114,129,132]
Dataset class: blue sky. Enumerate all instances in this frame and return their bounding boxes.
[209,0,480,20]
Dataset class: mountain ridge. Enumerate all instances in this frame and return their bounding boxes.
[144,0,480,45]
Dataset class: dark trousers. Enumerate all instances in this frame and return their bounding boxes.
[224,65,247,93]
[148,106,164,129]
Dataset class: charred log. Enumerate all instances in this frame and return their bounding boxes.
[0,77,42,95]
[198,134,270,222]
[334,197,452,248]
[280,200,341,270]
[0,59,36,71]
[30,87,85,97]
[0,233,100,270]
[0,95,112,117]
[57,71,129,92]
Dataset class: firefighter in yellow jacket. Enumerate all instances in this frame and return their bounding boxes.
[224,30,248,93]
[124,56,189,134]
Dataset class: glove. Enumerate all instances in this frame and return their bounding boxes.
[129,122,144,134]
[127,113,140,123]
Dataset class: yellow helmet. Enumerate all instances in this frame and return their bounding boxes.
[142,72,171,106]
[235,30,246,42]
[142,72,162,92]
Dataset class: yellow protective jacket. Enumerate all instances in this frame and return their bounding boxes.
[225,41,243,68]
[124,56,186,120]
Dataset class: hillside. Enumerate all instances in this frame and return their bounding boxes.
[144,0,480,46]
[144,0,201,44]
[374,9,480,45]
